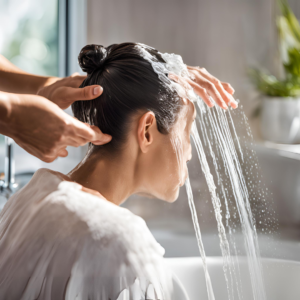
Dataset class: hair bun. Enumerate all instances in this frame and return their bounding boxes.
[78,44,107,74]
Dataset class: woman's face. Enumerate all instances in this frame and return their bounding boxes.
[139,99,196,202]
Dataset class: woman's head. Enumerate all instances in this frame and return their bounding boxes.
[72,43,195,202]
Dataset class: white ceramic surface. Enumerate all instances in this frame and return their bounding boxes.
[166,257,300,300]
[261,97,300,144]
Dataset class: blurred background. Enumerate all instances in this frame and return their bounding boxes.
[1,0,300,260]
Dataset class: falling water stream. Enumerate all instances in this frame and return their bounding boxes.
[185,176,215,300]
[136,43,267,300]
[186,102,266,300]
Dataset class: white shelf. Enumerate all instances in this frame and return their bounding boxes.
[255,141,300,160]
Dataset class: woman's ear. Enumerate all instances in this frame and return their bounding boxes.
[137,111,156,153]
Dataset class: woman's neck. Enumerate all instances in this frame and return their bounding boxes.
[68,150,139,205]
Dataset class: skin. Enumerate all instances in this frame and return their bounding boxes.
[69,99,196,205]
[0,92,111,162]
[171,66,237,110]
[0,54,236,163]
[0,54,111,162]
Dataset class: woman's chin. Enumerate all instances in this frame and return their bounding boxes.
[164,187,180,203]
[135,186,180,203]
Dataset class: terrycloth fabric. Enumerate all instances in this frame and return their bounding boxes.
[0,168,172,300]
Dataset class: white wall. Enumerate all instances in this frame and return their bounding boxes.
[85,0,292,120]
[85,0,300,232]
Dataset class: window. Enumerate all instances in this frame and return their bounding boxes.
[0,0,59,76]
[0,0,86,192]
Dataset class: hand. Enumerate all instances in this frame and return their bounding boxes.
[170,67,237,110]
[1,92,111,163]
[187,66,237,109]
[37,73,103,109]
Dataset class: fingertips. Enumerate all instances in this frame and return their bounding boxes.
[230,100,238,109]
[80,85,103,101]
[220,102,228,110]
[57,148,69,157]
[222,82,235,95]
[211,91,228,110]
[225,92,238,109]
[90,125,112,145]
[193,85,215,108]
[92,135,112,145]
[92,85,103,96]
[41,156,56,163]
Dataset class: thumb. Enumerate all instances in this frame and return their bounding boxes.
[80,85,103,100]
[61,85,103,103]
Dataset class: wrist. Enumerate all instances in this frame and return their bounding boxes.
[0,91,13,122]
[0,91,20,138]
[39,76,60,90]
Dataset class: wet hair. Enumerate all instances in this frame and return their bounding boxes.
[72,42,182,153]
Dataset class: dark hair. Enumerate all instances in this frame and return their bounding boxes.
[72,42,182,153]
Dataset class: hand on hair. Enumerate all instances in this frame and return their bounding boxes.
[186,66,237,109]
[0,92,111,163]
[37,73,103,110]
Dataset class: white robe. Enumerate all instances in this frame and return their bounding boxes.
[0,168,172,300]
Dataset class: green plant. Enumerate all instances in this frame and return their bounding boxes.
[249,0,300,98]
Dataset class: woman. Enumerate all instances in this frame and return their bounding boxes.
[0,43,225,300]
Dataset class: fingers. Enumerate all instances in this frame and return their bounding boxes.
[169,73,217,107]
[62,85,103,102]
[209,78,237,109]
[185,78,215,107]
[66,136,89,148]
[57,148,68,157]
[189,70,228,109]
[221,81,235,95]
[71,118,112,145]
[42,148,68,162]
[207,77,237,108]
[188,66,238,109]
[224,90,238,109]
[38,146,68,162]
[89,125,112,145]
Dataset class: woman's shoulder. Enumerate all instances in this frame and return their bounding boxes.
[2,168,162,253]
[52,180,164,253]
[45,181,170,298]
[0,169,170,299]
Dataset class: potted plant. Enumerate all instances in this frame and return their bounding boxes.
[249,0,300,144]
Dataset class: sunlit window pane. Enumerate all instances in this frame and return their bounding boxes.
[0,0,59,174]
[0,0,58,76]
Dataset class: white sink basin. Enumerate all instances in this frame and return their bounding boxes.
[166,257,300,300]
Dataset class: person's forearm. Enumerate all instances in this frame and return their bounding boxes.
[0,91,14,137]
[0,54,57,94]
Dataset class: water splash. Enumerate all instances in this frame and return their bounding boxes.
[191,121,236,300]
[185,176,215,300]
[201,104,266,300]
[136,43,267,300]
